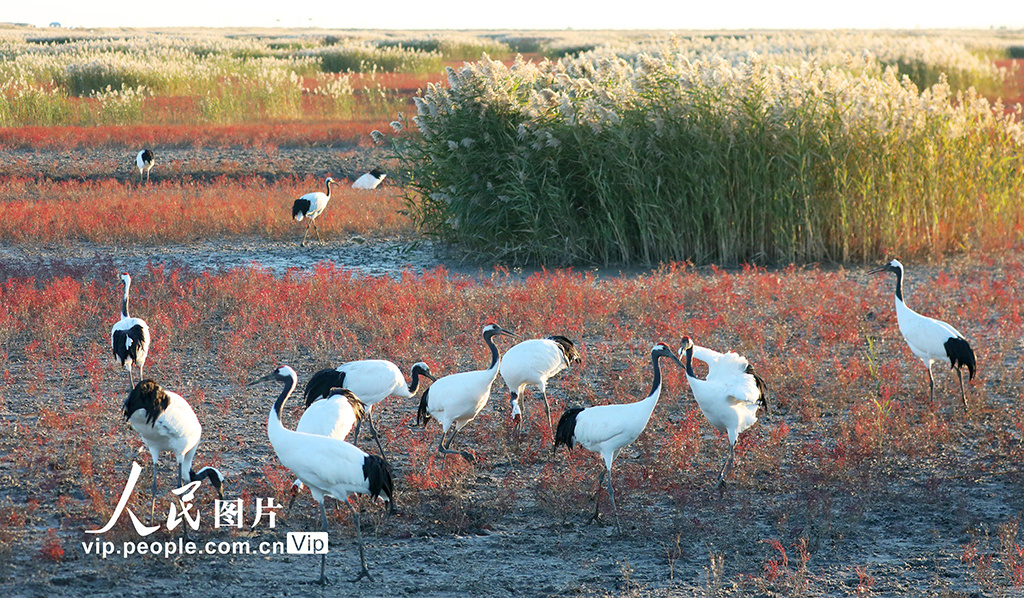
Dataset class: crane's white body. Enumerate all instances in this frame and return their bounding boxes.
[351,170,386,190]
[324,359,420,408]
[424,367,497,435]
[684,346,760,446]
[136,149,154,181]
[111,273,150,389]
[418,324,518,460]
[500,337,577,423]
[304,360,433,461]
[894,294,966,372]
[126,388,202,479]
[297,394,360,439]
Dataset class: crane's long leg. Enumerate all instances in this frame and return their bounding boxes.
[439,426,473,461]
[363,412,389,463]
[606,470,621,535]
[150,461,158,525]
[926,365,935,402]
[956,368,968,409]
[128,368,136,391]
[588,470,605,525]
[541,390,552,432]
[301,222,312,247]
[317,501,330,585]
[346,501,373,582]
[714,444,736,491]
[312,220,324,244]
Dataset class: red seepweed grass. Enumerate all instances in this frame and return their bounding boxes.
[0,176,412,244]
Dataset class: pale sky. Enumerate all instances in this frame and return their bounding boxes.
[5,1,1024,30]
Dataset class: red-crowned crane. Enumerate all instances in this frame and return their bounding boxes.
[292,177,334,246]
[351,169,386,190]
[499,335,581,432]
[136,149,154,182]
[304,360,435,462]
[123,379,224,522]
[288,388,366,510]
[869,259,977,407]
[679,336,769,490]
[249,366,393,584]
[111,272,151,390]
[554,343,683,534]
[416,324,519,461]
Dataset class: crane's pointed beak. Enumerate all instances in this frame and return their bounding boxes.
[423,372,437,382]
[867,265,888,274]
[247,373,275,387]
[500,327,521,339]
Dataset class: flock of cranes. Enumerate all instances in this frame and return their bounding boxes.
[132,151,386,247]
[109,258,977,583]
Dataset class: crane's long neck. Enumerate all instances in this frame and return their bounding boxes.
[483,331,501,371]
[268,375,298,435]
[324,179,332,198]
[635,353,666,424]
[892,267,904,303]
[407,369,424,394]
[121,281,131,319]
[683,346,696,379]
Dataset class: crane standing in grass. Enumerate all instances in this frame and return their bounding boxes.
[417,324,519,461]
[250,366,393,584]
[554,343,683,534]
[292,177,335,246]
[111,273,151,390]
[678,336,769,491]
[500,335,581,433]
[122,379,224,523]
[136,149,154,182]
[869,259,976,407]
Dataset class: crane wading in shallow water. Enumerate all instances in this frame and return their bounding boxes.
[869,259,976,408]
[678,336,769,491]
[250,366,393,584]
[554,343,684,534]
[417,324,519,461]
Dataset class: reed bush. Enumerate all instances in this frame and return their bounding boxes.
[400,49,1024,266]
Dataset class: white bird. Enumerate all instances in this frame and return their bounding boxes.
[678,336,769,491]
[111,272,151,390]
[500,335,581,432]
[292,177,335,246]
[553,343,683,534]
[135,149,154,182]
[304,360,435,461]
[869,259,977,407]
[351,169,386,190]
[288,388,366,510]
[123,379,224,522]
[249,366,393,584]
[416,324,519,461]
